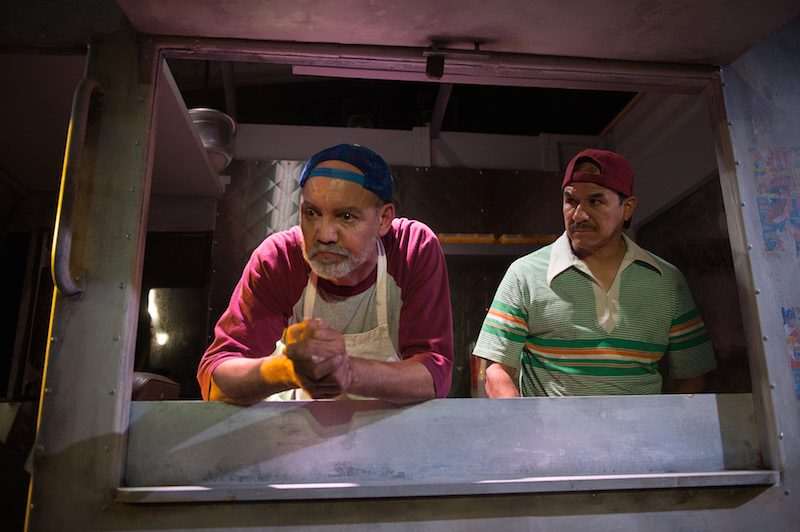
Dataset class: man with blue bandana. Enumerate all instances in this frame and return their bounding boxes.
[198,144,454,404]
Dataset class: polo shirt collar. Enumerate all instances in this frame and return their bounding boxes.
[546,231,662,286]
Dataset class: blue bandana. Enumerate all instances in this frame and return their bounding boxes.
[307,167,368,188]
[299,144,393,203]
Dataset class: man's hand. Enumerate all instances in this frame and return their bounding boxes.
[282,319,352,399]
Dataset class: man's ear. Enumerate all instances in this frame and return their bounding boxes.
[623,195,637,222]
[378,203,395,236]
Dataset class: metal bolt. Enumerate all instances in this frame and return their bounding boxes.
[112,334,120,342]
[754,289,760,295]
[734,161,740,165]
[740,201,746,207]
[747,244,753,250]
[108,389,115,396]
[762,336,769,342]
[785,489,791,496]
[125,233,132,240]
[119,282,126,289]
[779,432,784,439]
[769,383,776,389]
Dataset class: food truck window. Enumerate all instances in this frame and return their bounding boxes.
[118,50,768,503]
[137,56,750,400]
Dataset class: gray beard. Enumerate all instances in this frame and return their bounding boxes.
[303,235,377,281]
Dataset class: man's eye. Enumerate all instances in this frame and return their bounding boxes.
[304,209,317,217]
[340,213,354,221]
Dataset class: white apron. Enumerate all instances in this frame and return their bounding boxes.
[268,239,400,400]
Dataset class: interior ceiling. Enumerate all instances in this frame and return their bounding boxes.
[1,0,799,196]
[122,0,800,135]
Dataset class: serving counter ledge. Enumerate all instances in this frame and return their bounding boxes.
[120,394,771,503]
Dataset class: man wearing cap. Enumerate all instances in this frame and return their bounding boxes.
[473,149,716,397]
[198,144,453,404]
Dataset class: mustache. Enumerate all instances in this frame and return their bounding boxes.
[569,222,596,231]
[308,242,350,258]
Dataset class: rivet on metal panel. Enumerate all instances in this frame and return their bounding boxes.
[762,336,769,341]
[754,289,760,294]
[119,282,126,289]
[769,383,776,389]
[727,121,733,127]
[785,489,791,496]
[135,140,140,145]
[108,389,115,396]
[747,244,753,250]
[112,334,120,341]
[778,432,784,439]
[740,201,746,207]
[734,161,740,165]
[125,233,132,240]
[105,446,110,452]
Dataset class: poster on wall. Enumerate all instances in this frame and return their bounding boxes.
[751,147,800,252]
[782,306,800,409]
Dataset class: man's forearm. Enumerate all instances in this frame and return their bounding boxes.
[348,358,435,404]
[484,361,520,398]
[209,355,298,405]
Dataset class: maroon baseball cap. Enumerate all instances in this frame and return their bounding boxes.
[562,149,634,196]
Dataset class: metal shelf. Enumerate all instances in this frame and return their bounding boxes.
[440,243,543,256]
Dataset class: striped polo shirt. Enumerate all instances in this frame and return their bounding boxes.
[473,232,716,396]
